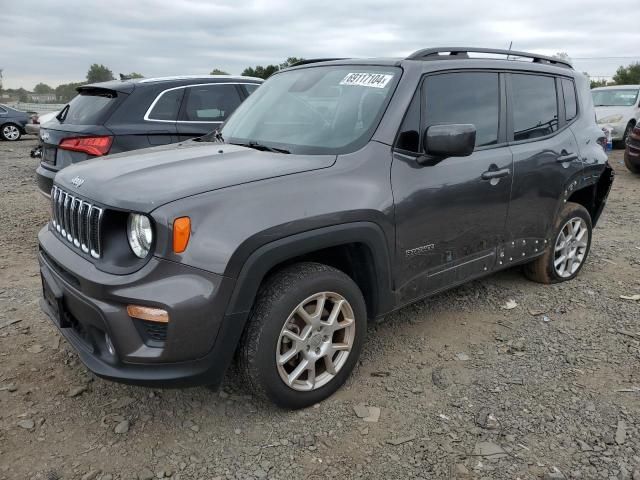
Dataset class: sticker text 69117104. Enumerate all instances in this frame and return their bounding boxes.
[339,72,394,89]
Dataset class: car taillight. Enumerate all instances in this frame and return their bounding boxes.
[59,136,113,156]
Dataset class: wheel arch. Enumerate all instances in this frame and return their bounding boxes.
[225,222,395,320]
[566,163,614,227]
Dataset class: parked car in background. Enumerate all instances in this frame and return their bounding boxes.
[0,104,30,141]
[592,85,640,144]
[25,111,59,136]
[36,75,262,195]
[624,123,640,174]
[39,48,613,408]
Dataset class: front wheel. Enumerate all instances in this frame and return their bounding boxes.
[1,123,22,141]
[524,202,592,284]
[238,262,367,409]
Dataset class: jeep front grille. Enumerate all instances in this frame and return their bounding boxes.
[50,186,103,258]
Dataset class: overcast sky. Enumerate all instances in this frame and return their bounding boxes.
[2,0,639,90]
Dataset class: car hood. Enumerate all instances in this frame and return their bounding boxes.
[55,141,337,212]
[594,105,631,122]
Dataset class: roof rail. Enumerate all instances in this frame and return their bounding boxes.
[289,58,347,67]
[406,47,573,69]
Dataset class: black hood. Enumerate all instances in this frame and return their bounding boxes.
[55,141,336,212]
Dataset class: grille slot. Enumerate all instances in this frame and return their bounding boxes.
[51,186,103,258]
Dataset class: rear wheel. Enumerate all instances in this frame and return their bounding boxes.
[238,262,367,409]
[1,123,21,141]
[624,153,640,174]
[524,202,592,284]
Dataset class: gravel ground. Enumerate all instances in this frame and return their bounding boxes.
[0,138,639,480]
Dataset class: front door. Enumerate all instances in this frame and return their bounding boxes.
[391,71,513,305]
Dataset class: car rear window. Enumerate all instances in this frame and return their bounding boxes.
[62,90,119,125]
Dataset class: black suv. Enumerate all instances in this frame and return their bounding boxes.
[38,48,613,408]
[35,75,262,195]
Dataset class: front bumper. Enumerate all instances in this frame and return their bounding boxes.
[25,123,40,135]
[599,122,625,140]
[38,226,243,388]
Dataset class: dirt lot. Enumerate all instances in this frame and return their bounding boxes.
[0,138,639,480]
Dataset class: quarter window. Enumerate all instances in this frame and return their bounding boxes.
[243,84,260,95]
[184,84,242,122]
[511,74,558,141]
[561,78,577,122]
[148,88,184,121]
[423,72,500,148]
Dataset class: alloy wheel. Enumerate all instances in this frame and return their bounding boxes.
[2,125,20,141]
[553,217,589,278]
[276,292,356,391]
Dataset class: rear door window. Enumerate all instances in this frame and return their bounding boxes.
[183,84,243,122]
[511,74,558,141]
[561,78,577,122]
[63,90,119,125]
[423,72,500,147]
[148,88,184,121]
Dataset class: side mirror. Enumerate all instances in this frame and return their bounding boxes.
[418,124,476,165]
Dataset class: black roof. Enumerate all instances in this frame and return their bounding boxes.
[79,75,263,94]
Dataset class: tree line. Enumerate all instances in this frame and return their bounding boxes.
[2,56,638,103]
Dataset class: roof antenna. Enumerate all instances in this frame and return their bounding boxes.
[506,41,513,60]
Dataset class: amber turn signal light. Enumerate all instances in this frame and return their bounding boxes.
[173,216,191,253]
[126,305,169,323]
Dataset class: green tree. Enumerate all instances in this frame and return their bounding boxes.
[55,81,86,102]
[33,82,54,94]
[86,64,114,83]
[583,72,610,89]
[119,72,144,80]
[612,62,640,85]
[241,57,305,79]
[210,68,229,75]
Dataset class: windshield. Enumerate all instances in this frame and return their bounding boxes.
[221,65,401,154]
[592,89,639,107]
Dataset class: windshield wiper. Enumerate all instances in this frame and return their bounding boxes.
[56,104,70,123]
[196,129,224,143]
[232,141,290,154]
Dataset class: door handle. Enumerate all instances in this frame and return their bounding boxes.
[557,153,578,163]
[481,168,510,180]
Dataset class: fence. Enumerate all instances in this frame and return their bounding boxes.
[6,102,66,114]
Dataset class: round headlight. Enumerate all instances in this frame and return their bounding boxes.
[127,213,153,259]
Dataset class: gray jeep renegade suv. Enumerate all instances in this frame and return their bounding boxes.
[39,48,614,408]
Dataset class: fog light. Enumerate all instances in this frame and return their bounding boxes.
[105,333,115,355]
[127,305,169,323]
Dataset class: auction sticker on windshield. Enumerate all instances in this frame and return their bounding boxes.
[340,72,394,89]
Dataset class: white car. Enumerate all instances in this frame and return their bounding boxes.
[592,85,640,143]
[24,111,59,136]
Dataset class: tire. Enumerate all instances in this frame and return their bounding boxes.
[524,202,592,284]
[624,152,640,174]
[0,123,22,141]
[238,262,367,409]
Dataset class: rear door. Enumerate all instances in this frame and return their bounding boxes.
[505,73,583,250]
[176,83,244,140]
[109,85,183,151]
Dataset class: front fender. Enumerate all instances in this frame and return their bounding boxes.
[224,222,395,317]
